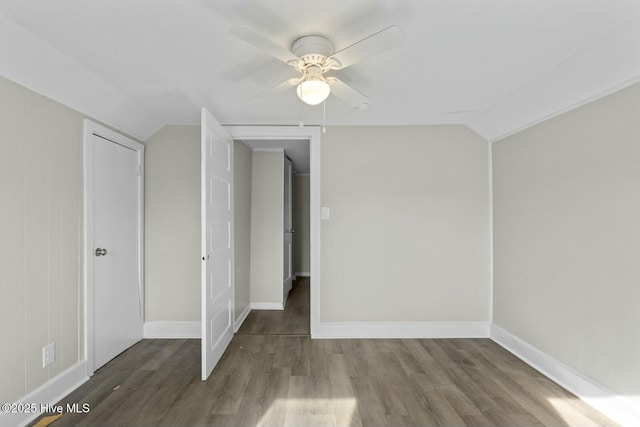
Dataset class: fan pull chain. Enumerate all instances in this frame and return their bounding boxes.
[322,100,327,134]
[299,84,304,127]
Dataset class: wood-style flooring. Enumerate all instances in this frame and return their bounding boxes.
[237,277,310,336]
[30,278,616,427]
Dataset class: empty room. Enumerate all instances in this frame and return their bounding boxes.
[1,1,639,426]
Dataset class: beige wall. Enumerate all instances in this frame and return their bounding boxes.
[293,175,310,274]
[233,141,252,320]
[0,76,83,403]
[493,82,640,406]
[144,125,200,322]
[321,126,491,322]
[250,151,284,305]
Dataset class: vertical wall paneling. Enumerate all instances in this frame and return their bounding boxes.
[0,76,28,403]
[0,75,85,403]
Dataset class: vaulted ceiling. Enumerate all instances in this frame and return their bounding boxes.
[1,0,638,141]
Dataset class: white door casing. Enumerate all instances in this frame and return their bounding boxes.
[83,120,144,373]
[201,108,234,381]
[283,157,293,301]
[224,126,320,337]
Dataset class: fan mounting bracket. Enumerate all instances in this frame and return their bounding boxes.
[292,35,335,67]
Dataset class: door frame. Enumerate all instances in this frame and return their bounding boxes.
[225,125,321,337]
[283,156,293,302]
[83,119,145,375]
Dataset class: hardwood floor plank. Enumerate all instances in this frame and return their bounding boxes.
[370,374,411,417]
[507,413,548,427]
[160,379,211,426]
[395,340,427,374]
[327,353,363,427]
[400,393,441,427]
[349,376,390,427]
[410,376,469,427]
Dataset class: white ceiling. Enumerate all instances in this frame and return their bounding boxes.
[0,0,639,142]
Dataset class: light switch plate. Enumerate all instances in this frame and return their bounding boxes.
[321,207,330,220]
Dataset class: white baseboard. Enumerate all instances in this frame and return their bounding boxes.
[312,321,490,339]
[491,324,640,427]
[294,272,310,277]
[234,305,251,332]
[250,302,284,310]
[0,361,89,427]
[143,321,200,339]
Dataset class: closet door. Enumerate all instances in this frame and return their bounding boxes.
[92,132,143,371]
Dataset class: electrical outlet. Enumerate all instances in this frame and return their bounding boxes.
[43,343,55,368]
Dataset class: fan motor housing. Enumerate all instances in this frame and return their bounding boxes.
[292,35,335,65]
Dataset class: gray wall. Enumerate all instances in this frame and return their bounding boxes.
[0,76,82,403]
[145,129,255,324]
[144,125,201,322]
[293,175,310,275]
[321,126,491,322]
[250,151,284,306]
[233,141,252,320]
[493,82,640,407]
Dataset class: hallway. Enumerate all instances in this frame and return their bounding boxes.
[237,277,310,336]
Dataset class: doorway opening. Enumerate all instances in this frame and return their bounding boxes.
[235,139,311,336]
[224,126,321,338]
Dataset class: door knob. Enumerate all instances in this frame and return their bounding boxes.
[95,248,107,256]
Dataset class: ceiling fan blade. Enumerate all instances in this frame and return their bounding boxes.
[329,25,405,70]
[229,26,301,66]
[250,78,300,101]
[328,78,369,109]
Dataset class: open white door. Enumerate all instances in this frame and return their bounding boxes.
[201,108,234,381]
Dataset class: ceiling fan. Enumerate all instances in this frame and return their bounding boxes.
[229,25,405,109]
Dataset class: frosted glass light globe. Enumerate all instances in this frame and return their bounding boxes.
[296,79,330,105]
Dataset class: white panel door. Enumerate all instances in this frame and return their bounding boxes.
[93,134,142,369]
[201,108,234,381]
[283,157,293,300]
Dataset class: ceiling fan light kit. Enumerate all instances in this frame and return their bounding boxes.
[296,65,331,105]
[291,36,335,105]
[297,79,330,105]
